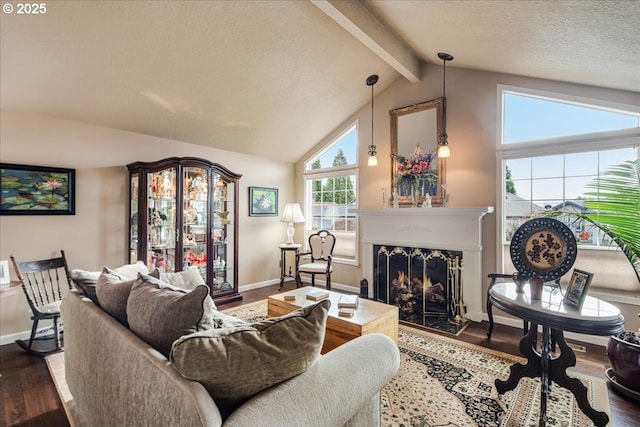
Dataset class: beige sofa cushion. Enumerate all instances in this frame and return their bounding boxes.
[151,268,207,293]
[127,274,215,357]
[170,300,330,418]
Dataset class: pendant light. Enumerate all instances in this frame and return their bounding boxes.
[366,74,379,166]
[437,53,453,158]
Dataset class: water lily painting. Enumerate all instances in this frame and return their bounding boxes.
[0,163,75,215]
[249,186,278,216]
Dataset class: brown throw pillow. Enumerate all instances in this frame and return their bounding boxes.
[95,270,138,325]
[71,261,149,306]
[170,300,330,418]
[126,274,215,357]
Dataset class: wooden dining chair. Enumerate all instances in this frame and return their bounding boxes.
[295,230,336,290]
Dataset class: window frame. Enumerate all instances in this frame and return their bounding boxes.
[303,120,360,266]
[495,85,640,293]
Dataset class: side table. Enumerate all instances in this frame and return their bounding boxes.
[489,281,624,427]
[278,243,301,290]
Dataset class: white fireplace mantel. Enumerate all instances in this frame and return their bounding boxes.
[352,207,494,322]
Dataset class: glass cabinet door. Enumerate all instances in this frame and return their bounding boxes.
[147,166,178,272]
[211,174,234,296]
[182,166,209,281]
[129,173,139,263]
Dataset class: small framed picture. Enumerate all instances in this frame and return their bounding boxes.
[1,163,76,215]
[564,269,593,310]
[249,187,278,216]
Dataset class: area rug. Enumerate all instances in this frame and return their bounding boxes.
[47,299,610,427]
[222,300,611,427]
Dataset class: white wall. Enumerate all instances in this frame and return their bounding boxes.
[297,63,640,333]
[0,110,293,339]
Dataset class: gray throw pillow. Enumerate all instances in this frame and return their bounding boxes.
[95,270,138,325]
[170,300,330,418]
[127,274,215,357]
[71,261,150,305]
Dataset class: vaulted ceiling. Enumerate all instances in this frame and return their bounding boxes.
[1,1,638,163]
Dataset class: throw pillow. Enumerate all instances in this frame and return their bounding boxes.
[170,299,330,418]
[127,274,215,357]
[95,270,138,326]
[150,268,207,293]
[69,269,101,305]
[70,261,150,305]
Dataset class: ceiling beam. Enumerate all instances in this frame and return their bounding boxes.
[311,0,421,83]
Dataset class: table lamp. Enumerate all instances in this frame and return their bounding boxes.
[281,203,305,244]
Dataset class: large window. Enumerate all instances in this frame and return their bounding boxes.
[498,86,640,292]
[304,122,359,264]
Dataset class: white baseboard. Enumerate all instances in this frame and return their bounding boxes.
[0,325,56,346]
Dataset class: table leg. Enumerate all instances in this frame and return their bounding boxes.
[496,325,610,427]
[550,330,610,427]
[496,323,541,393]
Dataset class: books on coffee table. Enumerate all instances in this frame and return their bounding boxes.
[306,289,330,301]
[338,294,359,309]
[338,307,355,317]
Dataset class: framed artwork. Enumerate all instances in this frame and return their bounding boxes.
[0,163,76,215]
[249,187,278,216]
[564,268,593,310]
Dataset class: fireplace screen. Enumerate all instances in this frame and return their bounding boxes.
[373,245,467,335]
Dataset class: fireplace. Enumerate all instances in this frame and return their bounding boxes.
[374,244,465,334]
[351,207,494,330]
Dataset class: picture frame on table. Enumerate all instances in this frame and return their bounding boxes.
[249,187,278,216]
[564,268,593,310]
[0,163,76,215]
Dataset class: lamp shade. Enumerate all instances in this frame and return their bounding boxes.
[438,144,450,158]
[281,203,305,244]
[281,203,305,223]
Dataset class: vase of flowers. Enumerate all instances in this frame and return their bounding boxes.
[394,144,438,201]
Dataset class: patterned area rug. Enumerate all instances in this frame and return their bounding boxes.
[47,299,610,427]
[223,300,610,427]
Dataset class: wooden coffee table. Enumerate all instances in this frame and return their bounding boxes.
[268,287,399,354]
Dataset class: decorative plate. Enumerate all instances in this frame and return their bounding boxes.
[510,217,577,282]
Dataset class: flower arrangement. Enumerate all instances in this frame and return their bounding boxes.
[186,250,206,267]
[394,144,438,195]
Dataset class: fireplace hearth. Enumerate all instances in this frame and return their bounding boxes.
[374,245,468,335]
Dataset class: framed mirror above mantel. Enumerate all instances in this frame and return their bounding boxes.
[390,97,446,206]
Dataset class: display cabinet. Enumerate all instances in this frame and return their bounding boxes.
[127,157,242,304]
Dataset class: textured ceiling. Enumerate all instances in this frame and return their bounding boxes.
[1,1,638,163]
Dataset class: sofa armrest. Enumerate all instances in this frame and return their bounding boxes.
[224,333,400,427]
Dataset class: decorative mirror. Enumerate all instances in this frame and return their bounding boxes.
[390,97,446,206]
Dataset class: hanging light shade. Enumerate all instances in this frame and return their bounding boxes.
[366,74,379,166]
[437,52,453,158]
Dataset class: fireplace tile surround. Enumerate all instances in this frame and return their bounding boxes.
[351,207,494,323]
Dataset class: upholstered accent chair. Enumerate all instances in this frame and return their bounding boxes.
[296,229,336,290]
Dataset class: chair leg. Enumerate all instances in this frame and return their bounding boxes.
[27,319,39,349]
[54,317,61,350]
[311,274,315,287]
[326,273,331,290]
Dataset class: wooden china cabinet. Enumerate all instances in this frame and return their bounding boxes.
[127,157,242,304]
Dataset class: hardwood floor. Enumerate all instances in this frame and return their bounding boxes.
[1,283,638,426]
